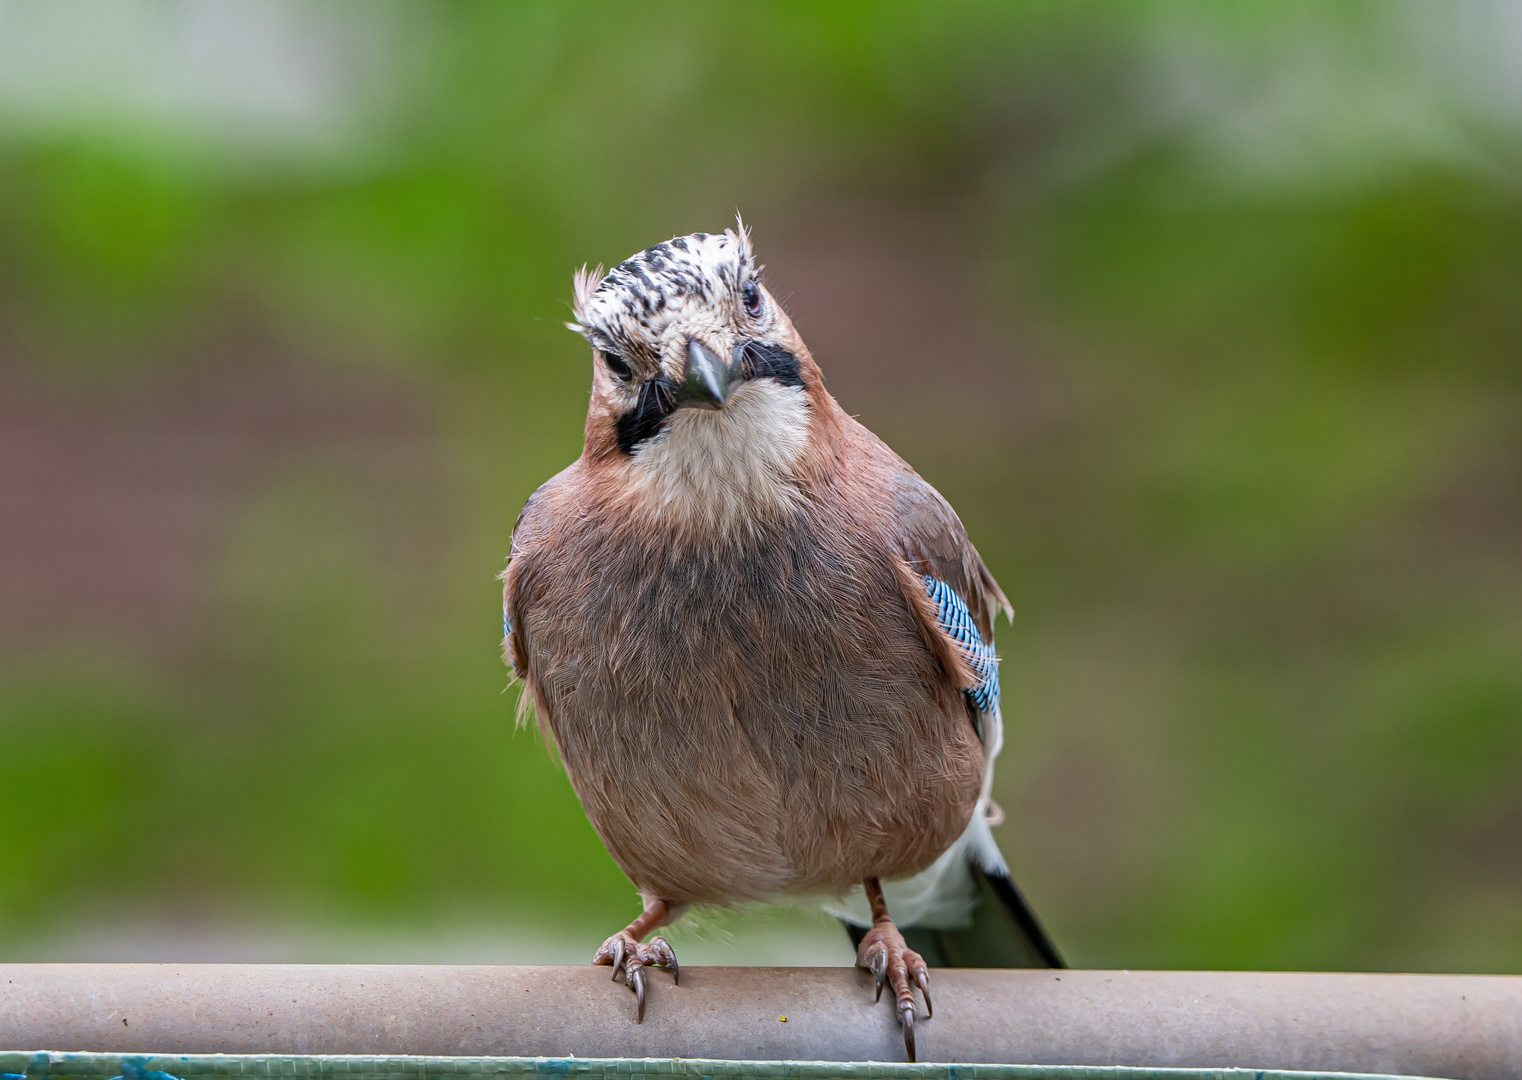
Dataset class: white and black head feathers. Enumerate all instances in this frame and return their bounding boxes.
[570,220,806,461]
[568,221,818,533]
[571,223,761,356]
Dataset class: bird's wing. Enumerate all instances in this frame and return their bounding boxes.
[890,468,1012,717]
[500,473,564,680]
[892,469,1011,642]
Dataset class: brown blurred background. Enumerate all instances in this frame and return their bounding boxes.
[1,1,1520,972]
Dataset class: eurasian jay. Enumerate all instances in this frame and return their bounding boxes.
[501,222,1061,1060]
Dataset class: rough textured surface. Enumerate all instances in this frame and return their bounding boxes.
[2,966,1519,1078]
[0,1050,1450,1080]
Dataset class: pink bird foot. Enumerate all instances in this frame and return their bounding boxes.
[593,899,679,1022]
[856,877,931,1062]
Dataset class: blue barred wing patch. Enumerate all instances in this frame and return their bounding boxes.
[924,575,999,713]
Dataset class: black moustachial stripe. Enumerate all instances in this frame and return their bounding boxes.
[738,340,804,387]
[616,377,677,454]
[613,341,800,455]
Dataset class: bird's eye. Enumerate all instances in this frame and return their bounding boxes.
[602,352,633,381]
[742,281,763,317]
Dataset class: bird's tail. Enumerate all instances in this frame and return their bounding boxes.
[842,862,1064,968]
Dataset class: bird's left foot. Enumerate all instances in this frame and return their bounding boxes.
[594,930,679,1022]
[856,920,930,1061]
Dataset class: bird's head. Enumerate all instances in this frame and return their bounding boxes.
[569,221,827,534]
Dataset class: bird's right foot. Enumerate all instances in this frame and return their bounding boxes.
[857,920,930,1061]
[857,877,930,1062]
[594,929,679,1022]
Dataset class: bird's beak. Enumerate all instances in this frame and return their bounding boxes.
[675,338,737,410]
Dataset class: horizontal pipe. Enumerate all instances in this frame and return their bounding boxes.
[2,965,1519,1079]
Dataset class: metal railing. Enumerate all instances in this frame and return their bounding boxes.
[2,965,1519,1080]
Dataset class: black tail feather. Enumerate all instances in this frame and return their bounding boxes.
[841,866,1065,968]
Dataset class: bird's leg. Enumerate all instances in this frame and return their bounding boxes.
[856,877,930,1062]
[593,897,680,1022]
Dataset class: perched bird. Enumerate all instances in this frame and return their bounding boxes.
[501,221,1061,1060]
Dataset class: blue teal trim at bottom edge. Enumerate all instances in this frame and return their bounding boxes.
[0,1052,1453,1080]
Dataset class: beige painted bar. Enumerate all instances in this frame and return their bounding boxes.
[2,966,1519,1079]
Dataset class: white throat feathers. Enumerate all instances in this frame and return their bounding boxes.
[622,379,810,537]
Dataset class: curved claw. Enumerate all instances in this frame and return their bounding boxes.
[629,964,647,1023]
[855,914,928,1063]
[594,927,680,1025]
[651,936,679,985]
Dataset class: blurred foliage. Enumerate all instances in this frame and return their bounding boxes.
[1,1,1519,971]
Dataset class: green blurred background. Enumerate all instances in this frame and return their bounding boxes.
[1,1,1520,972]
